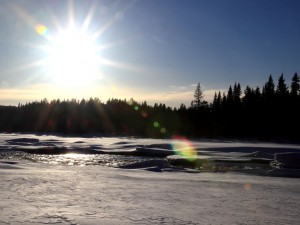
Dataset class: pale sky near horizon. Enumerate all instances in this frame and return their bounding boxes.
[0,0,300,107]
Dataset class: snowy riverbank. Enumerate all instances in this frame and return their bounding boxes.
[1,133,300,224]
[1,160,300,225]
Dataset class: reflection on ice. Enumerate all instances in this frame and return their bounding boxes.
[64,153,85,159]
[0,150,155,167]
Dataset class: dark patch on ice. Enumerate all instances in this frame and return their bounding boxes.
[33,142,57,147]
[115,144,143,149]
[167,154,274,175]
[268,168,300,178]
[118,159,199,173]
[0,160,22,169]
[6,138,39,144]
[74,141,85,144]
[271,152,300,169]
[143,143,173,150]
[14,146,102,155]
[117,159,198,173]
[241,151,274,159]
[118,159,168,169]
[198,146,300,154]
[0,161,18,164]
[44,139,65,143]
[89,145,104,150]
[135,147,174,157]
[113,141,131,145]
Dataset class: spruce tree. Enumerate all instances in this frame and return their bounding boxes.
[243,86,252,103]
[217,91,222,106]
[276,73,289,97]
[212,92,218,109]
[263,75,275,99]
[291,72,300,96]
[191,83,204,109]
[227,85,233,102]
[233,82,242,103]
[222,92,227,105]
[255,87,261,97]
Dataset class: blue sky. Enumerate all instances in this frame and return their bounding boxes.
[0,0,300,107]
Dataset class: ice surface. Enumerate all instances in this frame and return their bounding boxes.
[1,133,300,224]
[0,160,300,225]
[1,133,300,177]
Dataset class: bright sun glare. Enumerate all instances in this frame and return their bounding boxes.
[23,2,136,95]
[44,27,100,86]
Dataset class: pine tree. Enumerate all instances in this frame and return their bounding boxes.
[191,83,204,109]
[291,72,300,96]
[255,87,261,97]
[212,91,221,111]
[243,86,252,103]
[233,82,242,103]
[212,92,218,108]
[276,73,289,97]
[222,92,227,105]
[227,85,233,102]
[179,103,187,111]
[217,91,222,106]
[263,74,275,98]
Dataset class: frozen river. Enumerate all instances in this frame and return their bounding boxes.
[1,133,300,224]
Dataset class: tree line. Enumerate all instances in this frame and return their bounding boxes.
[0,73,299,140]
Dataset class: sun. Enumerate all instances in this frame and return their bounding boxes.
[45,27,101,87]
[18,1,138,94]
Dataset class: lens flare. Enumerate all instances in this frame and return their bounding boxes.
[35,24,48,36]
[243,183,252,190]
[153,121,159,128]
[171,136,197,161]
[141,111,148,118]
[160,127,166,133]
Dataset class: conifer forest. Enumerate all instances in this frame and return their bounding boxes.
[0,73,299,141]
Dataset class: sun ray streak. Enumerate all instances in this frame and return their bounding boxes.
[81,2,96,33]
[68,0,75,28]
[100,58,146,74]
[92,0,138,40]
[3,59,48,75]
[47,7,64,33]
[96,37,137,52]
[8,2,37,29]
[92,17,118,41]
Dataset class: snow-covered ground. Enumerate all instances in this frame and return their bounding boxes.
[1,133,300,224]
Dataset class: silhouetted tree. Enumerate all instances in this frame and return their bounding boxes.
[263,75,275,98]
[212,91,222,112]
[243,86,253,103]
[255,87,261,98]
[222,92,227,105]
[191,83,204,109]
[213,92,218,106]
[227,85,233,102]
[179,103,187,111]
[291,72,300,97]
[233,83,241,103]
[276,73,289,97]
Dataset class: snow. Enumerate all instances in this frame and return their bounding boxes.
[1,160,300,225]
[1,133,300,224]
